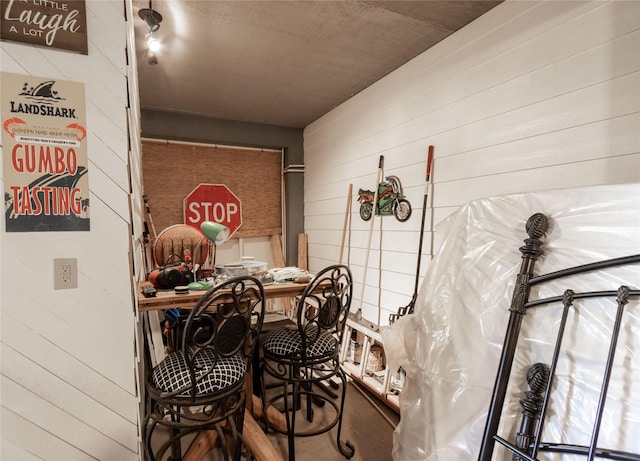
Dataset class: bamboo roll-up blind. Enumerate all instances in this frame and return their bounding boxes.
[142,140,282,239]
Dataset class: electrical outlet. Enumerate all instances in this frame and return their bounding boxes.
[54,258,78,289]
[61,264,72,283]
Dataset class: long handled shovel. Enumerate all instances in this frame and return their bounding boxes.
[389,146,434,322]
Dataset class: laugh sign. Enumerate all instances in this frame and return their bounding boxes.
[0,0,88,54]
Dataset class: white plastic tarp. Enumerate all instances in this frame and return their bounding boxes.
[383,183,640,460]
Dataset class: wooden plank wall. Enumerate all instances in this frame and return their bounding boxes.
[303,0,640,326]
[0,1,139,459]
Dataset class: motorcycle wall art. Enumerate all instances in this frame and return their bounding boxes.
[358,175,412,222]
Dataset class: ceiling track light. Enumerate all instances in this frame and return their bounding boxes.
[139,1,162,65]
[138,7,162,33]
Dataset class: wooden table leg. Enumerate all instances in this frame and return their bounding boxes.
[183,429,220,461]
[182,400,285,461]
[243,410,284,461]
[251,394,287,432]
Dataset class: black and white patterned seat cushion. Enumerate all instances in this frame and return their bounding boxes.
[151,347,246,396]
[263,325,337,358]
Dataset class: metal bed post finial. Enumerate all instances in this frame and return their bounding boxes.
[511,213,549,315]
[513,362,550,461]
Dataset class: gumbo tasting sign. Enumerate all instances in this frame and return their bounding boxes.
[2,71,90,232]
[0,0,88,54]
[184,184,242,238]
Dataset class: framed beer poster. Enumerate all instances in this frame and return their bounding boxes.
[2,71,90,232]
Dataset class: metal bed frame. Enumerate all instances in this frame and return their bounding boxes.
[478,213,640,461]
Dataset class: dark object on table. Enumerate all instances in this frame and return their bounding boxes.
[173,285,189,295]
[141,285,157,298]
[148,263,196,289]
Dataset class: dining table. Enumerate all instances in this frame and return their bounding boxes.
[138,278,312,312]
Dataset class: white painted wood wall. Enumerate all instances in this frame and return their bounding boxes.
[1,0,639,457]
[1,1,141,459]
[304,0,640,326]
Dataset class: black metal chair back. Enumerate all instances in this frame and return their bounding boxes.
[296,264,353,362]
[178,276,265,401]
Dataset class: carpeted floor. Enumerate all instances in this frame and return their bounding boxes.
[148,379,399,461]
[264,380,399,461]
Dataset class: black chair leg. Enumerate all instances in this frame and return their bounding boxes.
[143,416,156,461]
[145,413,183,461]
[305,382,314,422]
[215,422,231,461]
[232,409,246,461]
[336,371,355,459]
[282,380,298,461]
[169,410,183,461]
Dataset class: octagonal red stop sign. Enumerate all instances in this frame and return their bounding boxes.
[184,184,242,238]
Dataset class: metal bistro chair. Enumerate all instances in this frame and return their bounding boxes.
[261,264,355,461]
[143,276,265,461]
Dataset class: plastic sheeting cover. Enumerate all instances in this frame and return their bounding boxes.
[383,183,640,460]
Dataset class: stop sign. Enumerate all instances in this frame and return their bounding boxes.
[184,184,242,238]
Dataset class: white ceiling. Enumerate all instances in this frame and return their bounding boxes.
[133,1,502,129]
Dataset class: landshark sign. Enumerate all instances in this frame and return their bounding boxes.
[2,71,90,232]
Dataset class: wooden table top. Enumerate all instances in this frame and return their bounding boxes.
[138,280,309,311]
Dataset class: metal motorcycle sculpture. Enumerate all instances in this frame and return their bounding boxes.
[358,175,412,222]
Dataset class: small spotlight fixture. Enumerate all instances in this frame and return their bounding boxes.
[139,1,162,65]
[138,7,162,33]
